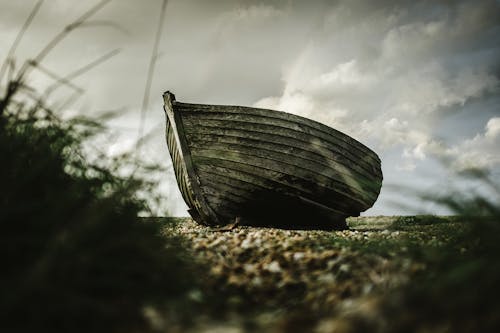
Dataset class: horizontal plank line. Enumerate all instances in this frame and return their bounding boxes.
[188,138,381,195]
[180,109,377,160]
[200,179,249,204]
[176,103,379,159]
[186,131,382,182]
[192,147,379,203]
[198,167,351,217]
[195,160,366,213]
[181,116,381,170]
[184,124,382,179]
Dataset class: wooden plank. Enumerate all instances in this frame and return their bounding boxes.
[163,92,221,225]
[181,109,380,167]
[200,177,256,202]
[198,168,351,227]
[182,115,381,173]
[183,120,382,179]
[165,114,196,209]
[176,102,379,159]
[164,92,383,227]
[195,162,366,214]
[189,140,381,198]
[199,169,350,217]
[191,146,378,204]
[185,131,381,183]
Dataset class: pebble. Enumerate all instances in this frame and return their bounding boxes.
[161,217,459,332]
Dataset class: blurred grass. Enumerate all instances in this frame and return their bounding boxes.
[3,96,496,333]
[0,92,198,333]
[0,3,206,331]
[2,3,498,331]
[380,180,500,332]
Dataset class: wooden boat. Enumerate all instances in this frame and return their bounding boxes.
[163,91,382,229]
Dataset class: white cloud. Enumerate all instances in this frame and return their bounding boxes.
[386,65,498,117]
[443,117,500,171]
[231,4,284,20]
[214,4,286,40]
[309,60,375,92]
[253,0,499,178]
[486,117,500,139]
[381,20,447,61]
[3,0,499,216]
[360,116,500,173]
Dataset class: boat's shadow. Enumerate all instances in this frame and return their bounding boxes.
[231,192,349,231]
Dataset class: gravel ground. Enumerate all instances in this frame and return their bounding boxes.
[158,216,464,333]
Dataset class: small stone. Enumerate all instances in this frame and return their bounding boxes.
[187,289,203,302]
[339,264,350,273]
[293,252,305,261]
[251,276,263,287]
[318,273,335,283]
[243,263,256,273]
[327,259,338,270]
[241,238,252,249]
[266,261,282,273]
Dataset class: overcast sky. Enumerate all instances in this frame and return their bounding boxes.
[1,0,499,216]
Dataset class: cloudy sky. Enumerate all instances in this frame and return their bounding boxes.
[1,0,499,216]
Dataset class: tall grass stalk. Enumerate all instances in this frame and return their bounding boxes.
[0,2,198,332]
[0,0,44,84]
[136,0,168,156]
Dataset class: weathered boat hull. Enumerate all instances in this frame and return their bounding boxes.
[163,91,382,229]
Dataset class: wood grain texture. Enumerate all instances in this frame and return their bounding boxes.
[163,92,383,229]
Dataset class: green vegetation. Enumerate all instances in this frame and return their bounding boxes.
[0,2,202,331]
[379,178,500,333]
[2,98,498,333]
[335,216,468,258]
[1,2,498,331]
[339,182,500,332]
[0,94,198,333]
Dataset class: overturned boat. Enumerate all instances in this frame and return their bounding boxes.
[163,91,382,229]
